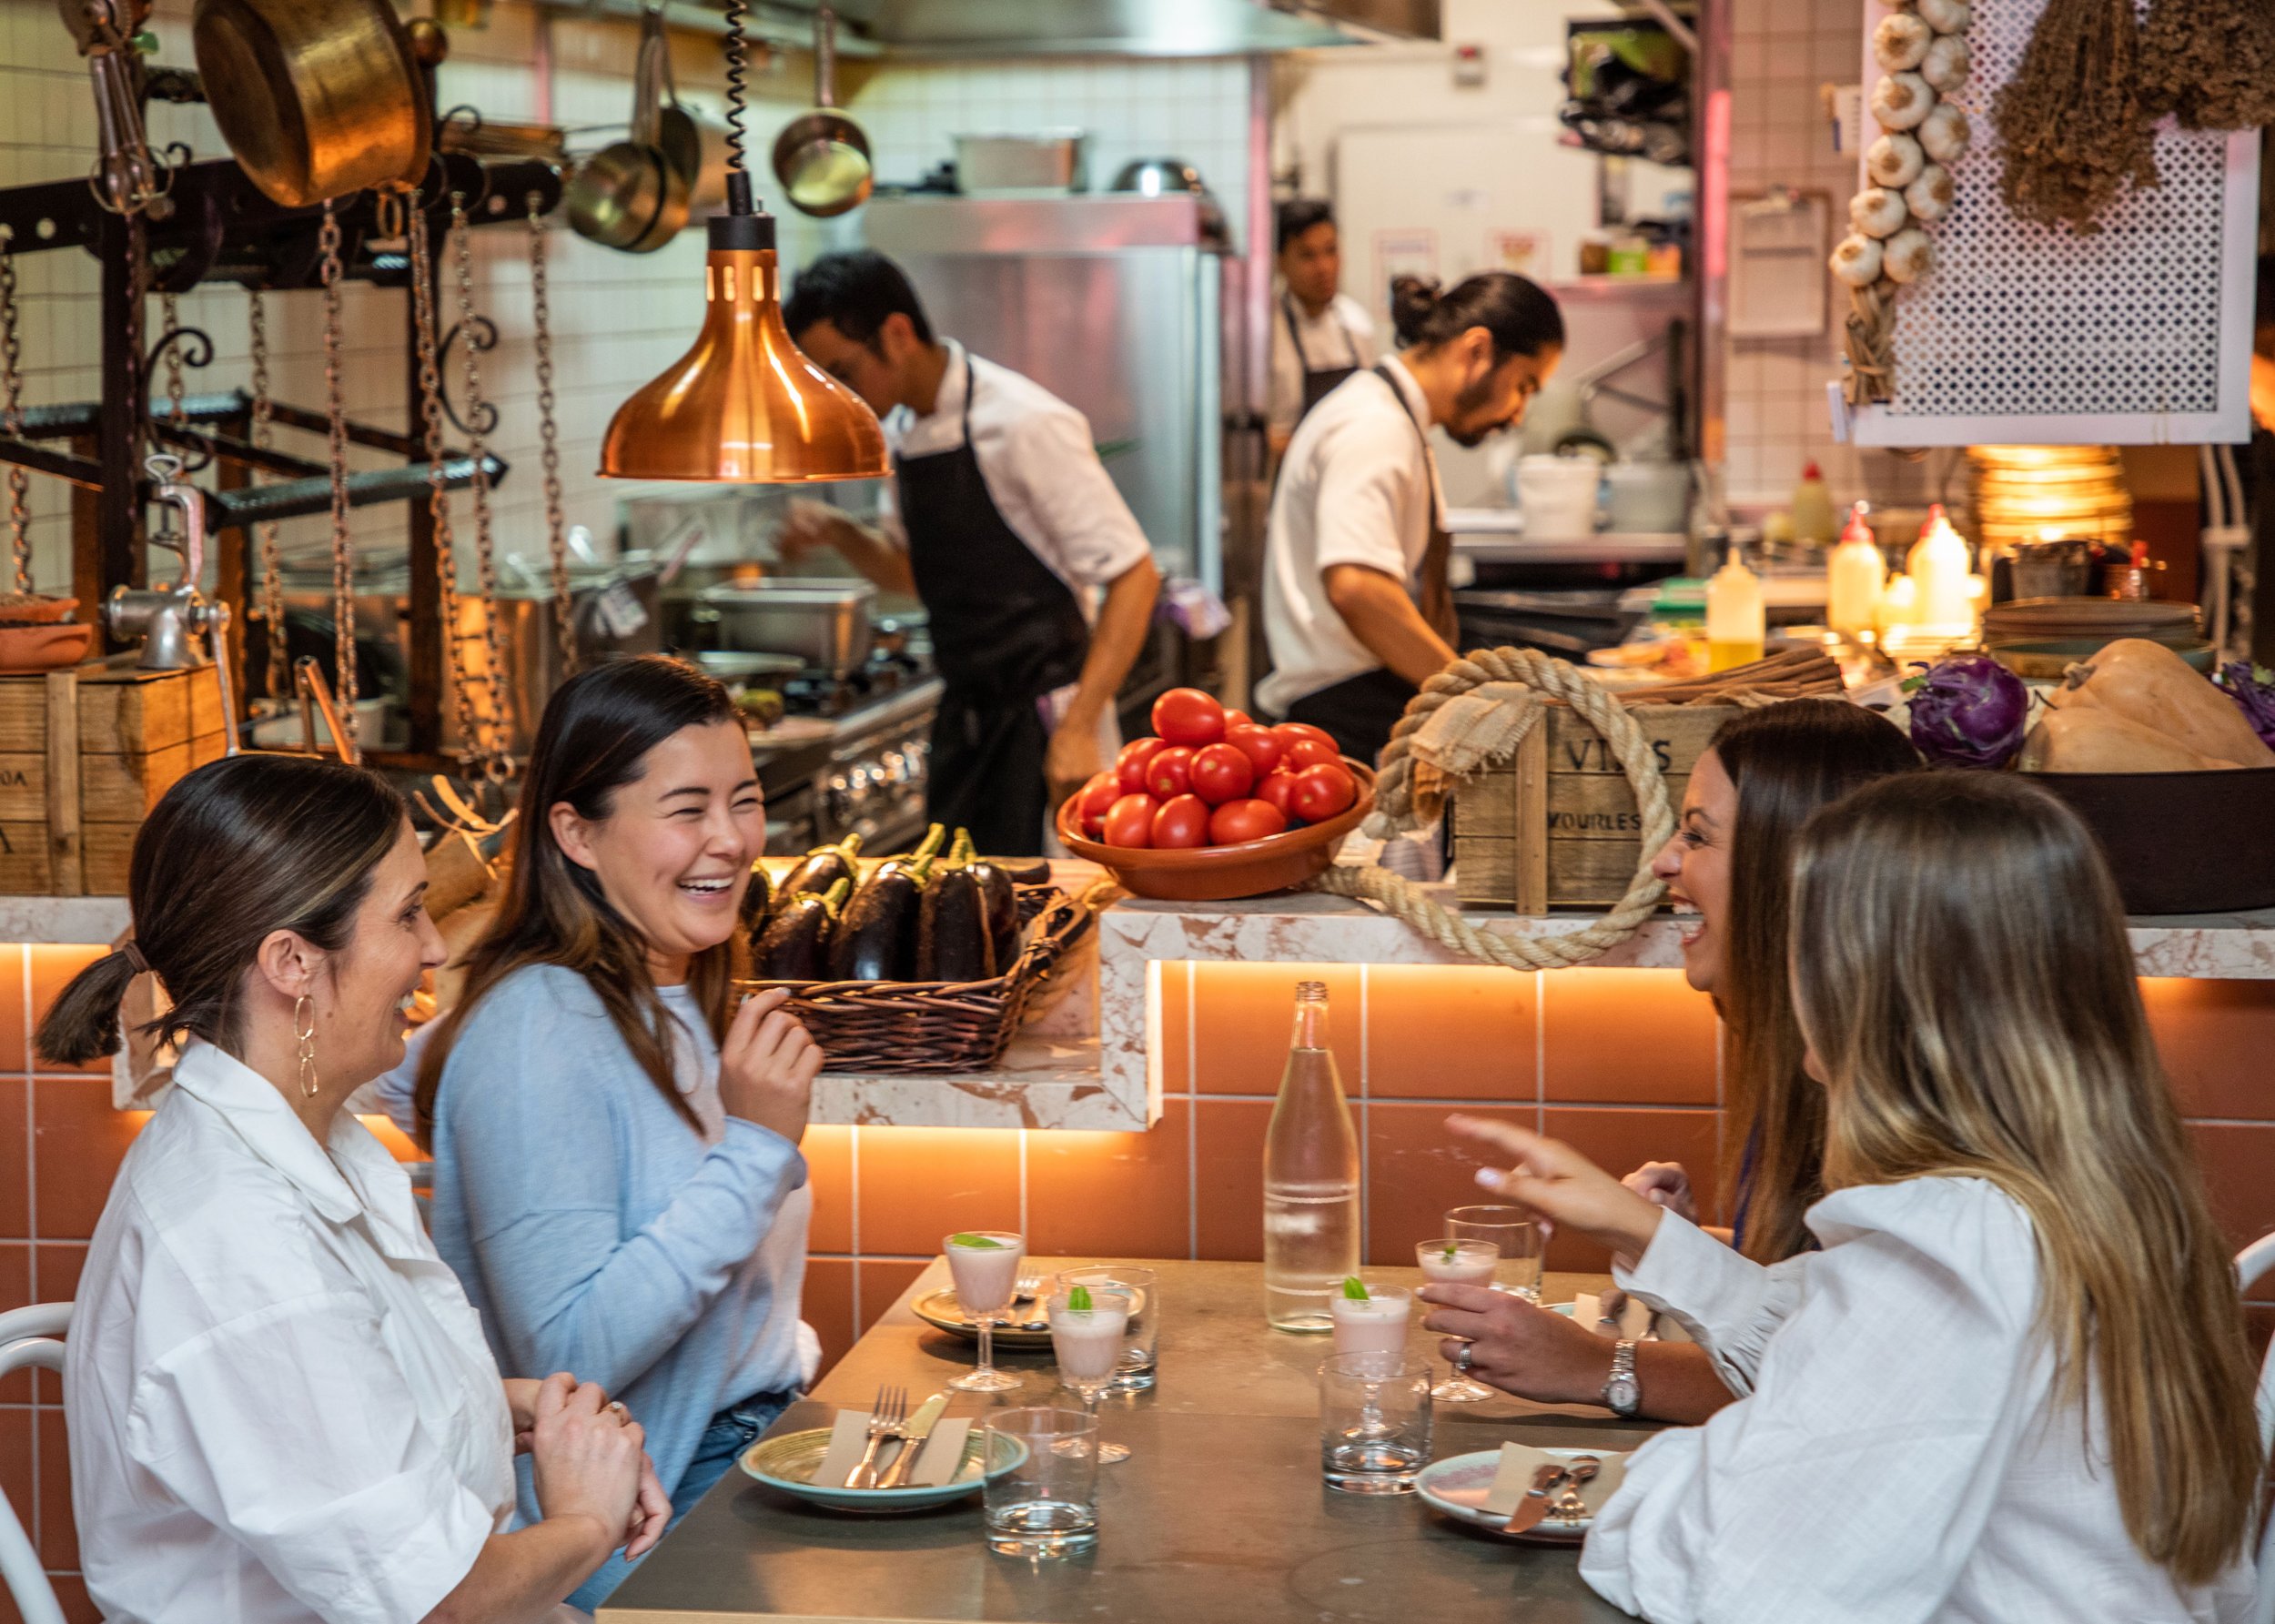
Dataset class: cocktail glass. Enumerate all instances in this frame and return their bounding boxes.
[1326,1283,1411,1360]
[1054,1265,1158,1392]
[1416,1238,1501,1403]
[1046,1287,1134,1464]
[945,1230,1025,1393]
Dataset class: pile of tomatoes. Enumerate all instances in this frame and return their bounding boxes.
[1070,688,1362,850]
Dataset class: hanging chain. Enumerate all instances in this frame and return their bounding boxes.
[318,200,359,748]
[126,210,148,468]
[526,192,575,677]
[408,197,485,776]
[449,194,511,778]
[0,231,32,596]
[157,290,186,429]
[246,290,288,699]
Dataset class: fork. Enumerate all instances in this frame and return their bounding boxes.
[1014,1273,1046,1301]
[846,1386,908,1489]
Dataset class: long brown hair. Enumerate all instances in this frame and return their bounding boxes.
[36,753,404,1065]
[414,656,741,1145]
[1792,772,2261,1585]
[1708,699,1920,1262]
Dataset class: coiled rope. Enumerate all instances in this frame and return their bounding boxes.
[1306,647,1677,971]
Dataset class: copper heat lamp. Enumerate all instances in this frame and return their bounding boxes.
[597,5,885,482]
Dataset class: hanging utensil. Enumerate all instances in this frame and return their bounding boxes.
[191,0,430,208]
[565,6,690,253]
[648,22,731,212]
[60,0,172,217]
[772,5,871,218]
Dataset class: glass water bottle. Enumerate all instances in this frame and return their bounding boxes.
[1262,980,1360,1332]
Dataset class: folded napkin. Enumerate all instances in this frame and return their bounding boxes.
[1481,1442,1626,1519]
[812,1408,971,1489]
[1570,1290,1654,1342]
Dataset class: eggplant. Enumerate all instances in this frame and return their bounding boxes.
[754,878,848,981]
[777,832,864,902]
[986,855,1053,887]
[829,850,936,982]
[738,859,774,935]
[921,833,997,983]
[952,829,1021,976]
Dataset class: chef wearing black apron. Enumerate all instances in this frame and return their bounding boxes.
[1268,199,1378,458]
[782,252,1161,856]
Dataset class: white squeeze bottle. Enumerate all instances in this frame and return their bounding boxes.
[1262,980,1360,1332]
[1826,501,1886,638]
[1907,502,1975,630]
[1705,544,1765,671]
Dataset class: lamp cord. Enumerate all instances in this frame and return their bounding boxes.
[723,0,748,184]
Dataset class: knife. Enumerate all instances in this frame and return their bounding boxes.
[1502,1462,1569,1534]
[875,1393,948,1489]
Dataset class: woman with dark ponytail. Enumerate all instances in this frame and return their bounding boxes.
[53,751,668,1623]
[1259,268,1564,764]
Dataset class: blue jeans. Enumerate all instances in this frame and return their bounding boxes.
[566,1391,796,1610]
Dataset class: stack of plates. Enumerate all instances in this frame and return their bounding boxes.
[1967,445,2134,555]
[1983,598,2209,680]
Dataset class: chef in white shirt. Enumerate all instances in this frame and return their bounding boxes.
[1259,271,1563,764]
[783,250,1161,855]
[1267,199,1378,458]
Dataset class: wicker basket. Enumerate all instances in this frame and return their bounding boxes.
[737,884,1095,1073]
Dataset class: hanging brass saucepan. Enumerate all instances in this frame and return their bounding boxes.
[565,5,690,253]
[190,0,431,208]
[772,5,872,218]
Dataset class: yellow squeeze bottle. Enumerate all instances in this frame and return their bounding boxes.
[1705,548,1765,671]
[1826,501,1886,638]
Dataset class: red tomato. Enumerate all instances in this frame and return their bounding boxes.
[1209,798,1287,845]
[1145,745,1194,801]
[1255,770,1303,822]
[1281,737,1342,772]
[1116,736,1168,794]
[1102,793,1160,847]
[1152,688,1226,748]
[1288,762,1359,823]
[1074,772,1121,836]
[1223,708,1253,730]
[1188,742,1256,806]
[1223,722,1285,778]
[1273,721,1339,752]
[1151,793,1212,848]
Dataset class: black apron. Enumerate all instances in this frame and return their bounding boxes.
[1275,364,1459,770]
[898,351,1091,858]
[1283,294,1361,426]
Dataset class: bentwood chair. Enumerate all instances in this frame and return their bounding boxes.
[0,1303,71,1624]
[2233,1237,2275,1624]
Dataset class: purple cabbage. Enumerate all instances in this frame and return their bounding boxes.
[2215,662,2275,750]
[1905,654,2030,769]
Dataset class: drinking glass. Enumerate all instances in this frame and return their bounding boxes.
[1326,1283,1410,1359]
[945,1230,1025,1393]
[1319,1352,1431,1495]
[1445,1204,1545,1301]
[983,1407,1099,1557]
[1055,1265,1158,1392]
[1046,1287,1133,1464]
[1416,1238,1501,1403]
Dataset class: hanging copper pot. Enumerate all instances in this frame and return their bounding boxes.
[191,0,431,208]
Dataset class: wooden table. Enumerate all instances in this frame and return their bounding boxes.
[602,1258,1652,1623]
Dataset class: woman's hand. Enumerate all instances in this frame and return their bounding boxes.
[624,1451,672,1560]
[503,1377,542,1454]
[720,988,823,1145]
[527,1372,648,1560]
[1417,1283,1617,1407]
[1447,1114,1665,1269]
[1623,1160,1697,1224]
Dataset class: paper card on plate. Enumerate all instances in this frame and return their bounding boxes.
[1481,1442,1626,1518]
[1570,1291,1654,1341]
[909,1417,970,1485]
[814,1409,874,1487]
[812,1411,973,1488]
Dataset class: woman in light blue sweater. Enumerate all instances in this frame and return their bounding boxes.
[411,656,824,1609]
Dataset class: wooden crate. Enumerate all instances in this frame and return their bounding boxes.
[0,661,229,896]
[1453,703,1737,913]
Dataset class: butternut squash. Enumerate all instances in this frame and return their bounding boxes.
[2047,639,2275,768]
[2018,707,2234,773]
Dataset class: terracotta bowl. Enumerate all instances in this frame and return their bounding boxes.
[0,621,93,672]
[0,595,81,624]
[1055,760,1376,902]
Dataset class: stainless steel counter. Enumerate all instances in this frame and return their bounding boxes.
[602,1257,1648,1624]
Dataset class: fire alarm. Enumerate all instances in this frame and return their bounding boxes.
[1452,42,1487,88]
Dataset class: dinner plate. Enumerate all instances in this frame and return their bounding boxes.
[911,1286,1055,1347]
[1416,1447,1628,1544]
[739,1425,1027,1514]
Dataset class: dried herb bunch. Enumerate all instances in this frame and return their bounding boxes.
[2139,0,2275,131]
[1993,0,2159,233]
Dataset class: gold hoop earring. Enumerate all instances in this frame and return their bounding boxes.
[293,994,318,1100]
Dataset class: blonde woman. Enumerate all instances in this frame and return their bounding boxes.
[1449,772,2260,1622]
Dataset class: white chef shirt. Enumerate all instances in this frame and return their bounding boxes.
[1268,290,1379,437]
[67,1038,519,1624]
[876,340,1153,614]
[1582,1178,2254,1624]
[1258,356,1447,716]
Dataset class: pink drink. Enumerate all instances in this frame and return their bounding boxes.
[945,1233,1024,1316]
[1329,1286,1411,1357]
[1417,1239,1499,1287]
[1048,1303,1130,1384]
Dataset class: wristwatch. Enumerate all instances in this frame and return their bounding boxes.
[1601,1339,1642,1417]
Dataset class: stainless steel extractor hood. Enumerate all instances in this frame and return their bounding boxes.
[761,0,1441,55]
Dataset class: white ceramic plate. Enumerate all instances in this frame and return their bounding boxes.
[1415,1446,1627,1544]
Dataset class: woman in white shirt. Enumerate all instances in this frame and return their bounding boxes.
[1441,771,2261,1623]
[39,752,669,1624]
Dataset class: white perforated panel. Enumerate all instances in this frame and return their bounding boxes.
[1849,0,2260,447]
